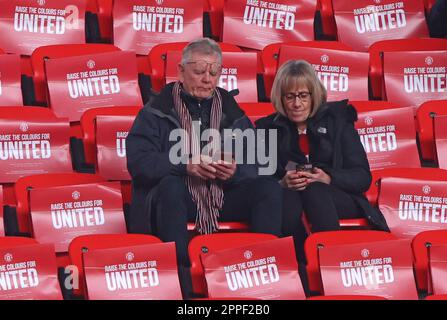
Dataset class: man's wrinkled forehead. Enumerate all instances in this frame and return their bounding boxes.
[185,51,219,64]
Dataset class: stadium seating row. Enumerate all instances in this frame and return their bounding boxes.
[1,167,447,259]
[0,0,445,302]
[1,38,447,110]
[0,99,446,229]
[0,0,438,52]
[1,229,447,300]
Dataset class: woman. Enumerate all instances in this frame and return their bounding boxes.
[256,60,389,260]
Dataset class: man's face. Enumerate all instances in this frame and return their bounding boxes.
[178,52,221,100]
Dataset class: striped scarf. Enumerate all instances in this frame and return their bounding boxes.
[172,81,224,234]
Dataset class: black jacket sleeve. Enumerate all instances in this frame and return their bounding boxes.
[325,122,372,194]
[428,0,447,38]
[126,108,186,187]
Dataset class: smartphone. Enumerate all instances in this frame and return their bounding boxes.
[296,163,314,173]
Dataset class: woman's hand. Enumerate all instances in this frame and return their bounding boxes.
[280,170,308,191]
[299,167,331,185]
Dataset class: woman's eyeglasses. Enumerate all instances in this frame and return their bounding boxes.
[185,60,221,76]
[283,92,311,103]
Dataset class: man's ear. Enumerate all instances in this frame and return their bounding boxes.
[177,63,185,82]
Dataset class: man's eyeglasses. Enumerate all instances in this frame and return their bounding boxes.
[283,92,311,103]
[185,60,221,77]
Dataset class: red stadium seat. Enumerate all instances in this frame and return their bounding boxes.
[30,44,121,107]
[350,101,402,113]
[95,0,113,42]
[187,222,248,233]
[79,106,141,205]
[318,0,337,39]
[304,230,398,294]
[0,107,70,206]
[412,230,447,293]
[148,42,242,92]
[302,215,370,236]
[68,233,162,298]
[367,167,447,206]
[368,39,447,100]
[80,106,141,171]
[416,100,447,162]
[0,236,38,247]
[15,173,123,269]
[0,53,23,106]
[206,0,225,41]
[426,294,447,300]
[351,100,421,171]
[308,294,387,300]
[0,106,57,120]
[188,232,277,296]
[238,102,275,124]
[261,41,353,101]
[14,173,106,235]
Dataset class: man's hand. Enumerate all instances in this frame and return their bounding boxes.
[211,159,237,181]
[280,170,308,191]
[299,167,331,185]
[186,155,217,180]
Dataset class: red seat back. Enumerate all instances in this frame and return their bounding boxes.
[30,44,121,105]
[206,0,225,41]
[0,107,72,205]
[368,39,447,100]
[367,168,447,206]
[14,173,105,234]
[80,106,141,169]
[68,233,162,297]
[188,232,277,296]
[96,0,113,42]
[238,102,275,124]
[416,100,447,162]
[0,236,38,247]
[305,230,398,293]
[412,230,447,293]
[261,41,353,100]
[318,0,337,39]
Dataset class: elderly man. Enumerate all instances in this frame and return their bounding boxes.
[126,38,282,298]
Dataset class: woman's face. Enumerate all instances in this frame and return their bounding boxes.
[282,83,312,126]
